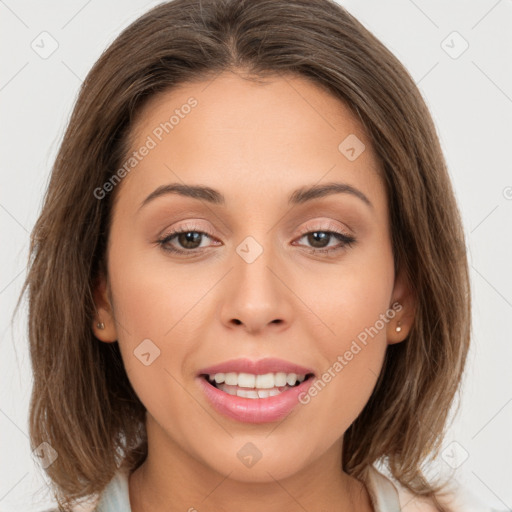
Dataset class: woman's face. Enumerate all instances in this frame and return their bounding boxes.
[94,70,412,482]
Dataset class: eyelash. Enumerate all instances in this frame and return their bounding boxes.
[156,223,356,257]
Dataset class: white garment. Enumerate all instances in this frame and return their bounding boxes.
[88,464,504,512]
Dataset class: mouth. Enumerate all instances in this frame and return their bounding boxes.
[196,358,317,422]
[201,371,316,399]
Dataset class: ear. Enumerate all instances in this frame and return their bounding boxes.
[386,265,416,345]
[92,273,118,343]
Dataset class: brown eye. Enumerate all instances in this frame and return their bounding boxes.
[294,229,356,254]
[158,229,219,255]
[175,231,203,249]
[305,231,331,248]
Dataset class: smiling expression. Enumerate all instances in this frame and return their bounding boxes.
[93,70,412,482]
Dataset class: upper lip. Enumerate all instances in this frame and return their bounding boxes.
[198,358,315,377]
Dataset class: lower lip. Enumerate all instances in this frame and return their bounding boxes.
[197,375,314,423]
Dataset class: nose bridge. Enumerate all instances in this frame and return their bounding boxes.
[220,233,291,332]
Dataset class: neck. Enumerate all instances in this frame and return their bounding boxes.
[129,416,373,512]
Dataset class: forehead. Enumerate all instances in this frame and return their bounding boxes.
[116,70,384,213]
[131,70,370,155]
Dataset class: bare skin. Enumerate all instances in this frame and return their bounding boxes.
[93,69,415,512]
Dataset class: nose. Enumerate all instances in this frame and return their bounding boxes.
[219,242,293,335]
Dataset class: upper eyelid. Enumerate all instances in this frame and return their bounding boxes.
[164,215,351,232]
[295,220,351,235]
[160,223,352,246]
[162,221,349,238]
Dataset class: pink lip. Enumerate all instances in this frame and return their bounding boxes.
[197,357,315,376]
[197,375,315,423]
[196,358,316,424]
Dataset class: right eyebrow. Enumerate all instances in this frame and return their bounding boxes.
[138,183,225,211]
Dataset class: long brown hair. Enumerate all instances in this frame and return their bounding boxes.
[20,0,470,510]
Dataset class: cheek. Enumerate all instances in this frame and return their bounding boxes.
[106,239,220,424]
[293,292,391,446]
[107,235,210,339]
[105,245,177,387]
[294,235,394,349]
[291,242,394,426]
[108,260,205,449]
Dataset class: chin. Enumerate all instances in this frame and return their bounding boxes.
[194,438,315,483]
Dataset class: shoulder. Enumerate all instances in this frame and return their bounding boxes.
[37,470,128,512]
[395,485,445,512]
[93,468,131,511]
[368,464,500,512]
[391,472,499,512]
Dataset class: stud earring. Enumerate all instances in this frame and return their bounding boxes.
[97,322,105,330]
[395,321,402,333]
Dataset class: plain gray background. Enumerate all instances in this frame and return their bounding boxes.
[1,1,511,510]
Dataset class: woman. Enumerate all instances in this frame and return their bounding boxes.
[22,1,495,510]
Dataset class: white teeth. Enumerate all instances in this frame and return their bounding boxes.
[255,373,275,389]
[274,372,287,387]
[286,373,297,386]
[237,388,259,399]
[207,371,308,389]
[237,372,256,388]
[225,372,238,385]
[218,384,237,396]
[216,382,290,399]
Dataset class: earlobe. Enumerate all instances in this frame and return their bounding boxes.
[386,267,416,345]
[92,274,118,343]
[387,317,408,345]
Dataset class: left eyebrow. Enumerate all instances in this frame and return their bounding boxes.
[138,181,373,211]
[288,182,373,209]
